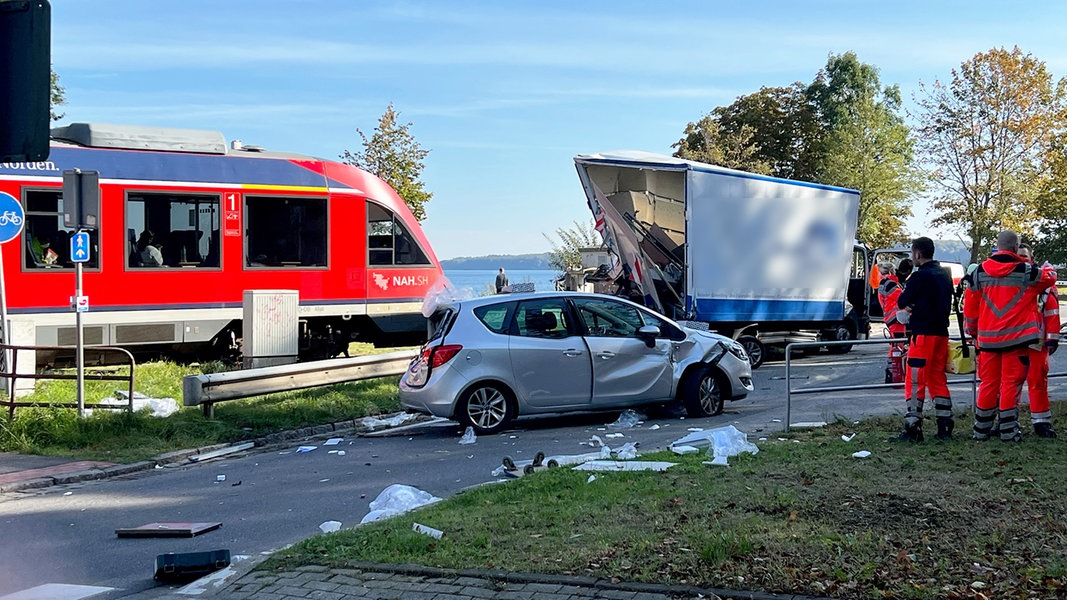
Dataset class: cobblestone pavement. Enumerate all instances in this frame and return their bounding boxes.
[208,563,820,600]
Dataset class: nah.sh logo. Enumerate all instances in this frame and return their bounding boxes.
[373,273,389,291]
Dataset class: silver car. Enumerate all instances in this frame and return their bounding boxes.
[399,291,753,433]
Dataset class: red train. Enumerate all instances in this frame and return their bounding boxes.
[0,123,443,367]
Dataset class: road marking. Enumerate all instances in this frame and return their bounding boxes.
[0,584,114,600]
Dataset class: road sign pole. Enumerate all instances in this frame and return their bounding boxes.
[75,258,84,417]
[0,243,10,400]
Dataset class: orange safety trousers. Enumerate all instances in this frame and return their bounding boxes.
[904,335,950,401]
[1026,346,1052,423]
[976,348,1029,412]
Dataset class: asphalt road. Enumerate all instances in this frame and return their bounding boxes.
[2,336,1065,598]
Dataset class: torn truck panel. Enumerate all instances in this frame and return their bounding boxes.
[574,151,867,360]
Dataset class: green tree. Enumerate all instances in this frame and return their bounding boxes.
[673,84,818,179]
[915,46,1067,264]
[50,68,65,121]
[807,52,920,248]
[341,103,432,221]
[673,54,918,247]
[543,219,601,272]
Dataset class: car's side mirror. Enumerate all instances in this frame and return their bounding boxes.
[637,325,660,348]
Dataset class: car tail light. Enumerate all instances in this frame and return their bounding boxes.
[430,344,463,368]
[406,344,462,388]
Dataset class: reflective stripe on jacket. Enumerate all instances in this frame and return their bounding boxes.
[963,251,1056,351]
[1036,286,1061,346]
[877,275,905,335]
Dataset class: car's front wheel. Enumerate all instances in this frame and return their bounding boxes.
[457,383,513,434]
[682,366,724,418]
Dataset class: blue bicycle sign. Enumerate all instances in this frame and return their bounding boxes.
[0,192,26,244]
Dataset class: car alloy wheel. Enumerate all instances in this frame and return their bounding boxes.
[683,366,724,417]
[460,384,512,434]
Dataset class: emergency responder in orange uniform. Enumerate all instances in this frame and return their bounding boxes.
[1017,243,1059,438]
[877,260,908,383]
[896,237,954,441]
[963,231,1057,441]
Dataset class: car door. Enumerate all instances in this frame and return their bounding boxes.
[571,296,674,406]
[507,297,592,409]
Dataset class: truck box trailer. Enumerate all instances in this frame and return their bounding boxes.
[574,150,870,368]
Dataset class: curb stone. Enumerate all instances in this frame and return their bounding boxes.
[242,562,832,600]
[0,411,433,493]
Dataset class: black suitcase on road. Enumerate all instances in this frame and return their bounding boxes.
[154,549,231,582]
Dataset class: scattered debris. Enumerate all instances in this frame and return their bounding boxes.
[458,426,477,445]
[613,442,639,459]
[116,522,222,538]
[590,435,605,447]
[841,433,856,442]
[672,445,699,455]
[360,484,441,524]
[323,438,343,446]
[791,421,828,428]
[89,390,179,418]
[687,427,705,432]
[154,549,231,583]
[703,456,730,467]
[573,461,677,472]
[413,522,444,539]
[191,442,255,463]
[605,432,625,439]
[649,424,661,430]
[586,475,597,483]
[360,413,416,431]
[670,425,760,459]
[852,450,872,459]
[295,446,316,453]
[231,481,241,487]
[215,475,226,483]
[609,409,644,429]
[319,521,342,533]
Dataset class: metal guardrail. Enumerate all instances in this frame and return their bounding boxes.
[783,337,1067,432]
[1,344,136,418]
[182,349,418,418]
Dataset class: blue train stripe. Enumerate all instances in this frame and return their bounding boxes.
[0,146,355,190]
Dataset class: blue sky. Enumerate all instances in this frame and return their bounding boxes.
[50,1,1067,260]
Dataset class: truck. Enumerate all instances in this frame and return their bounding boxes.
[573,150,870,368]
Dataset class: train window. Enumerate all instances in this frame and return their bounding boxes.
[126,192,221,269]
[245,196,327,268]
[367,202,430,266]
[22,189,99,270]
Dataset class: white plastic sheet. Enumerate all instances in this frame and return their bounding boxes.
[670,425,760,462]
[360,413,416,431]
[609,409,644,429]
[88,392,179,418]
[458,426,476,445]
[360,484,441,524]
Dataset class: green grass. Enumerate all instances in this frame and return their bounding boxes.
[263,413,1067,599]
[0,343,408,462]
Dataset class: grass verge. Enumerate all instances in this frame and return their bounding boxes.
[263,413,1067,599]
[0,344,407,462]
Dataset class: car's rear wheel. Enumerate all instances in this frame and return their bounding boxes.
[457,383,513,434]
[682,366,724,418]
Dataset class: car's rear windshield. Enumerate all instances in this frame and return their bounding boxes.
[473,302,513,334]
[428,308,456,342]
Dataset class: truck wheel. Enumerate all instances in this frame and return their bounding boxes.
[682,366,724,417]
[737,335,764,369]
[826,324,854,354]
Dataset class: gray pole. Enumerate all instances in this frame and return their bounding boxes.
[75,257,84,417]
